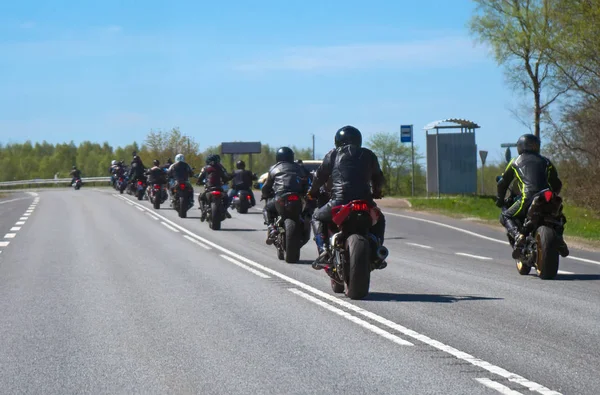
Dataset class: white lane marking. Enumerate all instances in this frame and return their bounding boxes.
[557,270,575,275]
[0,197,31,205]
[15,221,25,225]
[184,235,211,249]
[23,213,31,217]
[475,378,524,395]
[27,192,38,197]
[146,213,159,221]
[136,207,144,211]
[385,211,600,266]
[0,241,9,247]
[4,233,16,239]
[289,288,413,346]
[221,254,270,279]
[406,242,432,249]
[160,222,179,233]
[19,217,28,221]
[116,194,562,395]
[126,202,134,206]
[25,210,33,213]
[10,227,21,231]
[456,252,493,261]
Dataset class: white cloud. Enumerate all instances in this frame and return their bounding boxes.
[20,21,35,29]
[235,36,489,72]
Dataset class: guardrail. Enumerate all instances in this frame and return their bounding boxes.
[0,177,111,187]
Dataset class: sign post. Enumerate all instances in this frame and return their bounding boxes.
[400,125,415,196]
[479,150,488,195]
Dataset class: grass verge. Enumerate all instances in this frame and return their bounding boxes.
[406,196,600,241]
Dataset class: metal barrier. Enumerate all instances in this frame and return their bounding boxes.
[0,177,111,187]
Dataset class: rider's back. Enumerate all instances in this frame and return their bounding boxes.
[327,145,381,202]
[511,153,555,196]
[268,162,306,195]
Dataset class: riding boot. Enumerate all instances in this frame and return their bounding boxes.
[311,221,329,270]
[506,218,525,259]
[556,224,570,257]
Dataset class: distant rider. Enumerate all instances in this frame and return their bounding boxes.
[197,154,232,220]
[146,159,167,186]
[128,155,147,185]
[308,125,387,269]
[496,133,569,258]
[69,166,82,186]
[228,160,258,206]
[261,147,309,245]
[167,154,195,207]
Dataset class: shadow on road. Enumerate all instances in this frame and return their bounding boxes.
[385,236,405,241]
[554,273,600,281]
[223,228,259,232]
[364,292,503,303]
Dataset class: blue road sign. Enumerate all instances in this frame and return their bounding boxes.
[401,125,413,143]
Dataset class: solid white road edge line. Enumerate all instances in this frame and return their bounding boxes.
[406,242,432,249]
[136,207,144,211]
[383,211,600,266]
[183,235,211,250]
[475,378,524,395]
[146,213,159,221]
[115,193,561,395]
[289,288,413,346]
[455,252,493,261]
[221,254,270,279]
[160,222,179,233]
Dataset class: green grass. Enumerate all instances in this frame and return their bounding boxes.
[406,196,600,241]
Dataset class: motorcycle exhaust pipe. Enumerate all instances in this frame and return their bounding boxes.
[376,246,389,261]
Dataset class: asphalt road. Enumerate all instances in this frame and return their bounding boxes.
[0,189,599,394]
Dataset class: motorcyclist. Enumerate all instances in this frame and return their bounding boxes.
[163,158,173,171]
[308,125,387,270]
[69,166,82,186]
[228,160,258,206]
[167,154,195,207]
[197,154,232,220]
[261,147,310,245]
[146,159,167,185]
[128,155,147,185]
[496,134,569,258]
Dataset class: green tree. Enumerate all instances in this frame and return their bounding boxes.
[469,0,568,139]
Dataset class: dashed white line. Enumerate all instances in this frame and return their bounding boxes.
[475,378,524,395]
[406,242,432,249]
[220,254,271,278]
[15,221,25,225]
[25,210,33,213]
[0,197,31,205]
[0,241,9,247]
[146,213,159,221]
[184,235,211,249]
[10,227,21,231]
[19,217,28,221]
[456,252,493,260]
[289,288,413,346]
[23,213,31,217]
[4,233,16,239]
[557,270,575,275]
[160,222,179,233]
[115,194,563,395]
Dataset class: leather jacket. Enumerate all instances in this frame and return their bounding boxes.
[167,161,194,182]
[497,152,562,200]
[261,161,309,199]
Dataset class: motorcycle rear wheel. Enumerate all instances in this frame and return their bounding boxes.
[535,226,559,280]
[344,234,371,300]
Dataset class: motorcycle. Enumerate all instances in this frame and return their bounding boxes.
[148,183,168,209]
[116,176,128,194]
[315,200,388,300]
[498,176,566,279]
[135,179,147,201]
[73,178,82,190]
[200,188,227,230]
[172,181,194,218]
[231,188,254,214]
[268,192,312,263]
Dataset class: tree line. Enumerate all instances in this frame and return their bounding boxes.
[470,0,600,211]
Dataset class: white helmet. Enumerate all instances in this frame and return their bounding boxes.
[175,154,184,163]
[111,160,117,166]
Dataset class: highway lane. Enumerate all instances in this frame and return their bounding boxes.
[108,188,600,394]
[0,190,518,395]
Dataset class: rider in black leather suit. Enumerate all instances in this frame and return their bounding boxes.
[308,125,387,269]
[496,134,569,258]
[261,147,310,244]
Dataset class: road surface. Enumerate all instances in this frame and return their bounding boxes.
[0,189,598,394]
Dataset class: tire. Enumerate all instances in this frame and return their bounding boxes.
[331,279,344,294]
[137,190,144,200]
[345,234,371,300]
[277,248,284,260]
[179,197,187,218]
[536,226,559,280]
[516,260,532,275]
[210,202,221,230]
[284,218,301,263]
[119,189,123,194]
[239,197,249,214]
[153,195,160,209]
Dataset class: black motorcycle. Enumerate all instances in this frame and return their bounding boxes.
[231,189,254,214]
[314,200,388,300]
[172,181,193,218]
[200,188,227,230]
[269,192,311,263]
[498,176,566,279]
[148,183,168,209]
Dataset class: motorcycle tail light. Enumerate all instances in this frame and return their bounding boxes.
[287,195,299,201]
[180,183,186,190]
[352,202,369,211]
[543,190,553,202]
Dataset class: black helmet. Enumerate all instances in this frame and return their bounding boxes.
[206,154,221,164]
[153,159,159,166]
[276,147,294,163]
[335,125,362,148]
[516,134,540,155]
[236,160,246,169]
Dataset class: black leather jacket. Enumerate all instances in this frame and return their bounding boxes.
[497,152,562,200]
[261,161,309,199]
[232,169,257,190]
[198,163,230,189]
[128,162,146,180]
[167,161,194,182]
[310,145,384,202]
[146,166,167,184]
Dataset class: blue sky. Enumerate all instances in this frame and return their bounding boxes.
[0,0,530,164]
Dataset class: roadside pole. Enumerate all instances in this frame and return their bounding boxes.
[479,150,488,195]
[400,125,414,196]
